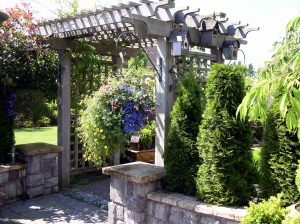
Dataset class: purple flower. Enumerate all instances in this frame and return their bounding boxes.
[5,92,16,119]
[122,101,147,133]
[120,85,132,94]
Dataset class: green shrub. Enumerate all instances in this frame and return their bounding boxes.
[283,213,300,224]
[0,88,15,163]
[196,64,253,205]
[140,121,155,149]
[252,147,263,183]
[36,116,51,127]
[164,74,203,195]
[241,195,288,224]
[14,90,55,128]
[296,161,300,193]
[261,92,300,205]
[46,101,58,125]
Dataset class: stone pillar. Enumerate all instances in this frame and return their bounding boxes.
[103,162,166,224]
[0,164,26,203]
[17,143,63,198]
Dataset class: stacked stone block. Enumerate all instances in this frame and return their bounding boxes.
[103,162,248,224]
[17,143,63,198]
[146,192,247,224]
[0,165,26,203]
[108,177,161,224]
[103,162,166,224]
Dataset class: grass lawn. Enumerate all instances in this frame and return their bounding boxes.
[15,126,57,145]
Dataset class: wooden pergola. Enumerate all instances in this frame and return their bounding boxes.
[36,0,257,186]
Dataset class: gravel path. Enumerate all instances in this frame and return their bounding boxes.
[0,173,111,223]
[75,176,110,201]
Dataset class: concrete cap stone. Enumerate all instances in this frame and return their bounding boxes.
[102,162,166,184]
[0,164,26,173]
[147,191,248,221]
[16,143,63,156]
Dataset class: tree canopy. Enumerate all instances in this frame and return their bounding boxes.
[237,16,300,139]
[0,2,58,99]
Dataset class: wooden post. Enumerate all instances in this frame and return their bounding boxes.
[112,56,121,165]
[155,37,174,166]
[57,50,71,186]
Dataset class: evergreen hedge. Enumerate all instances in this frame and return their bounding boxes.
[0,86,15,163]
[261,91,300,205]
[164,74,203,195]
[196,64,253,205]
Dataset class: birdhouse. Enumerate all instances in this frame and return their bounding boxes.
[169,30,190,56]
[130,135,140,150]
[200,20,220,47]
[222,40,240,60]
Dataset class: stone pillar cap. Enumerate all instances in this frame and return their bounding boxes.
[16,143,63,156]
[102,162,166,184]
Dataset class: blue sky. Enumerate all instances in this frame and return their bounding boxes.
[1,0,299,69]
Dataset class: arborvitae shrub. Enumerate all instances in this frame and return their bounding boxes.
[196,64,253,205]
[261,93,300,205]
[164,74,203,195]
[0,86,15,163]
[296,162,300,193]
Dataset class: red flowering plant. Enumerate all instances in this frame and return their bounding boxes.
[1,2,37,48]
[0,1,57,96]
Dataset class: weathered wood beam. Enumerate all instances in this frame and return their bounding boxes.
[44,38,143,57]
[155,37,174,166]
[58,49,71,187]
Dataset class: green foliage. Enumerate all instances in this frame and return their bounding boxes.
[0,88,14,163]
[237,15,300,139]
[140,121,155,149]
[296,161,300,193]
[36,116,51,127]
[55,0,80,18]
[14,90,56,128]
[196,64,253,205]
[241,195,288,224]
[78,66,155,167]
[164,74,203,195]
[0,3,58,99]
[283,213,300,224]
[260,93,300,205]
[252,147,263,183]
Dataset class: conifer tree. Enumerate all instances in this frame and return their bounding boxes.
[196,64,253,205]
[164,74,203,195]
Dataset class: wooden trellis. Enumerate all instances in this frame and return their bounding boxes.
[36,0,258,186]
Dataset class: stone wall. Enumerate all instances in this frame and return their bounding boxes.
[17,143,63,198]
[0,164,26,203]
[108,177,162,224]
[146,192,247,224]
[103,162,248,224]
[0,143,63,204]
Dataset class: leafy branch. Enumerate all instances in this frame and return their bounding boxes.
[237,15,300,139]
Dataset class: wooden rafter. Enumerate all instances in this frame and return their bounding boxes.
[36,0,258,49]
